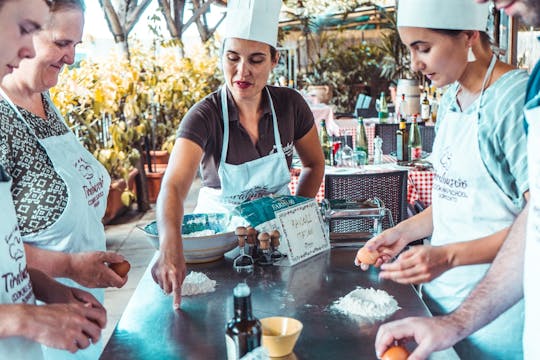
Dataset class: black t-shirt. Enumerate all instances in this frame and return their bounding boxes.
[177,86,315,188]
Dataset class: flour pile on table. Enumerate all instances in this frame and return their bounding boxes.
[181,272,217,296]
[332,287,400,319]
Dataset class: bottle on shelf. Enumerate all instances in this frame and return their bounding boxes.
[397,93,408,122]
[396,115,409,163]
[319,119,333,166]
[355,117,369,166]
[408,115,422,161]
[226,283,262,360]
[421,91,431,122]
[430,88,439,123]
[377,92,389,124]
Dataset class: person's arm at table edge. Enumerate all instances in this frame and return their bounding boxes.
[23,245,126,288]
[154,138,202,307]
[294,125,325,198]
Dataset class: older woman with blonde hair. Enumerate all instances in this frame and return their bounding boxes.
[0,0,126,358]
[0,0,106,359]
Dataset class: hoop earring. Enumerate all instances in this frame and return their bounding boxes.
[467,47,476,62]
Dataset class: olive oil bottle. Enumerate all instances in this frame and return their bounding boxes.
[226,283,262,359]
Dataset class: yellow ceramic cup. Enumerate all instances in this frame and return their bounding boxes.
[261,317,303,357]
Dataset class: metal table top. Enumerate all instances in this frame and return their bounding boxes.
[101,248,458,359]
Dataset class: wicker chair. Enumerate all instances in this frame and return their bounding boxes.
[324,170,408,239]
[420,125,436,152]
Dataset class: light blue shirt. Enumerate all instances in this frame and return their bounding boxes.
[437,69,529,208]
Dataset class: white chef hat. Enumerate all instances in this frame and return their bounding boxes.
[397,0,490,31]
[222,0,282,47]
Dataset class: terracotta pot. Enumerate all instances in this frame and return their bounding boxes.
[103,168,139,224]
[307,85,333,104]
[145,164,167,203]
[142,150,170,165]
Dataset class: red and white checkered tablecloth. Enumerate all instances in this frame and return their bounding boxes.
[288,168,326,203]
[407,170,433,207]
[289,164,434,207]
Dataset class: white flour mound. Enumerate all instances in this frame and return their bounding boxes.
[332,287,400,319]
[181,271,217,296]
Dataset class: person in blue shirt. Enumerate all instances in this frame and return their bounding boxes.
[373,0,540,359]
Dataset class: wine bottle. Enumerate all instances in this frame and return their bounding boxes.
[396,116,409,163]
[319,119,333,166]
[397,93,408,122]
[226,283,262,360]
[378,92,388,124]
[408,115,422,161]
[355,117,368,165]
[421,91,430,122]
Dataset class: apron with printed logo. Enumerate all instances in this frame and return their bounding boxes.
[0,172,43,359]
[1,90,110,360]
[523,102,540,360]
[195,86,291,222]
[424,56,524,359]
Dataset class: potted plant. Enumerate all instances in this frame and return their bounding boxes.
[52,41,222,208]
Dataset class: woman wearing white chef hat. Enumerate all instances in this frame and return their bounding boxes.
[152,0,324,310]
[356,0,528,358]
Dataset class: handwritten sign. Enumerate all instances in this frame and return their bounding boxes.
[274,199,330,266]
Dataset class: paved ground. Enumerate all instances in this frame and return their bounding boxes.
[102,177,201,344]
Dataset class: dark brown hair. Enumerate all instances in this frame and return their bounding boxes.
[221,38,279,64]
[430,29,492,48]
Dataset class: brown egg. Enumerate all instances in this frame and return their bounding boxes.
[109,260,131,277]
[381,345,409,360]
[356,246,379,265]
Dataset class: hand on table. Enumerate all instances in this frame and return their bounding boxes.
[375,315,463,360]
[69,251,128,289]
[21,302,106,353]
[151,243,187,310]
[379,245,451,284]
[354,227,409,270]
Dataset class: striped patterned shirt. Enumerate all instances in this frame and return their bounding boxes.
[436,69,529,208]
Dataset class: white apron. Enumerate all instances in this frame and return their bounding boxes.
[1,90,110,360]
[195,86,291,220]
[523,103,540,360]
[424,56,524,359]
[0,173,44,360]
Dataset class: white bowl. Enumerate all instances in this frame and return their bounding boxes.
[139,213,237,263]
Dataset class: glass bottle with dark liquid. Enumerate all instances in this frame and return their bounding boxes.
[225,283,262,359]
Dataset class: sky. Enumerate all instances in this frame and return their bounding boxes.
[84,2,166,40]
[84,2,224,41]
[81,2,226,58]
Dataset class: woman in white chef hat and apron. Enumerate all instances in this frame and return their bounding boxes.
[0,0,129,358]
[355,0,528,358]
[0,0,106,359]
[152,0,325,310]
